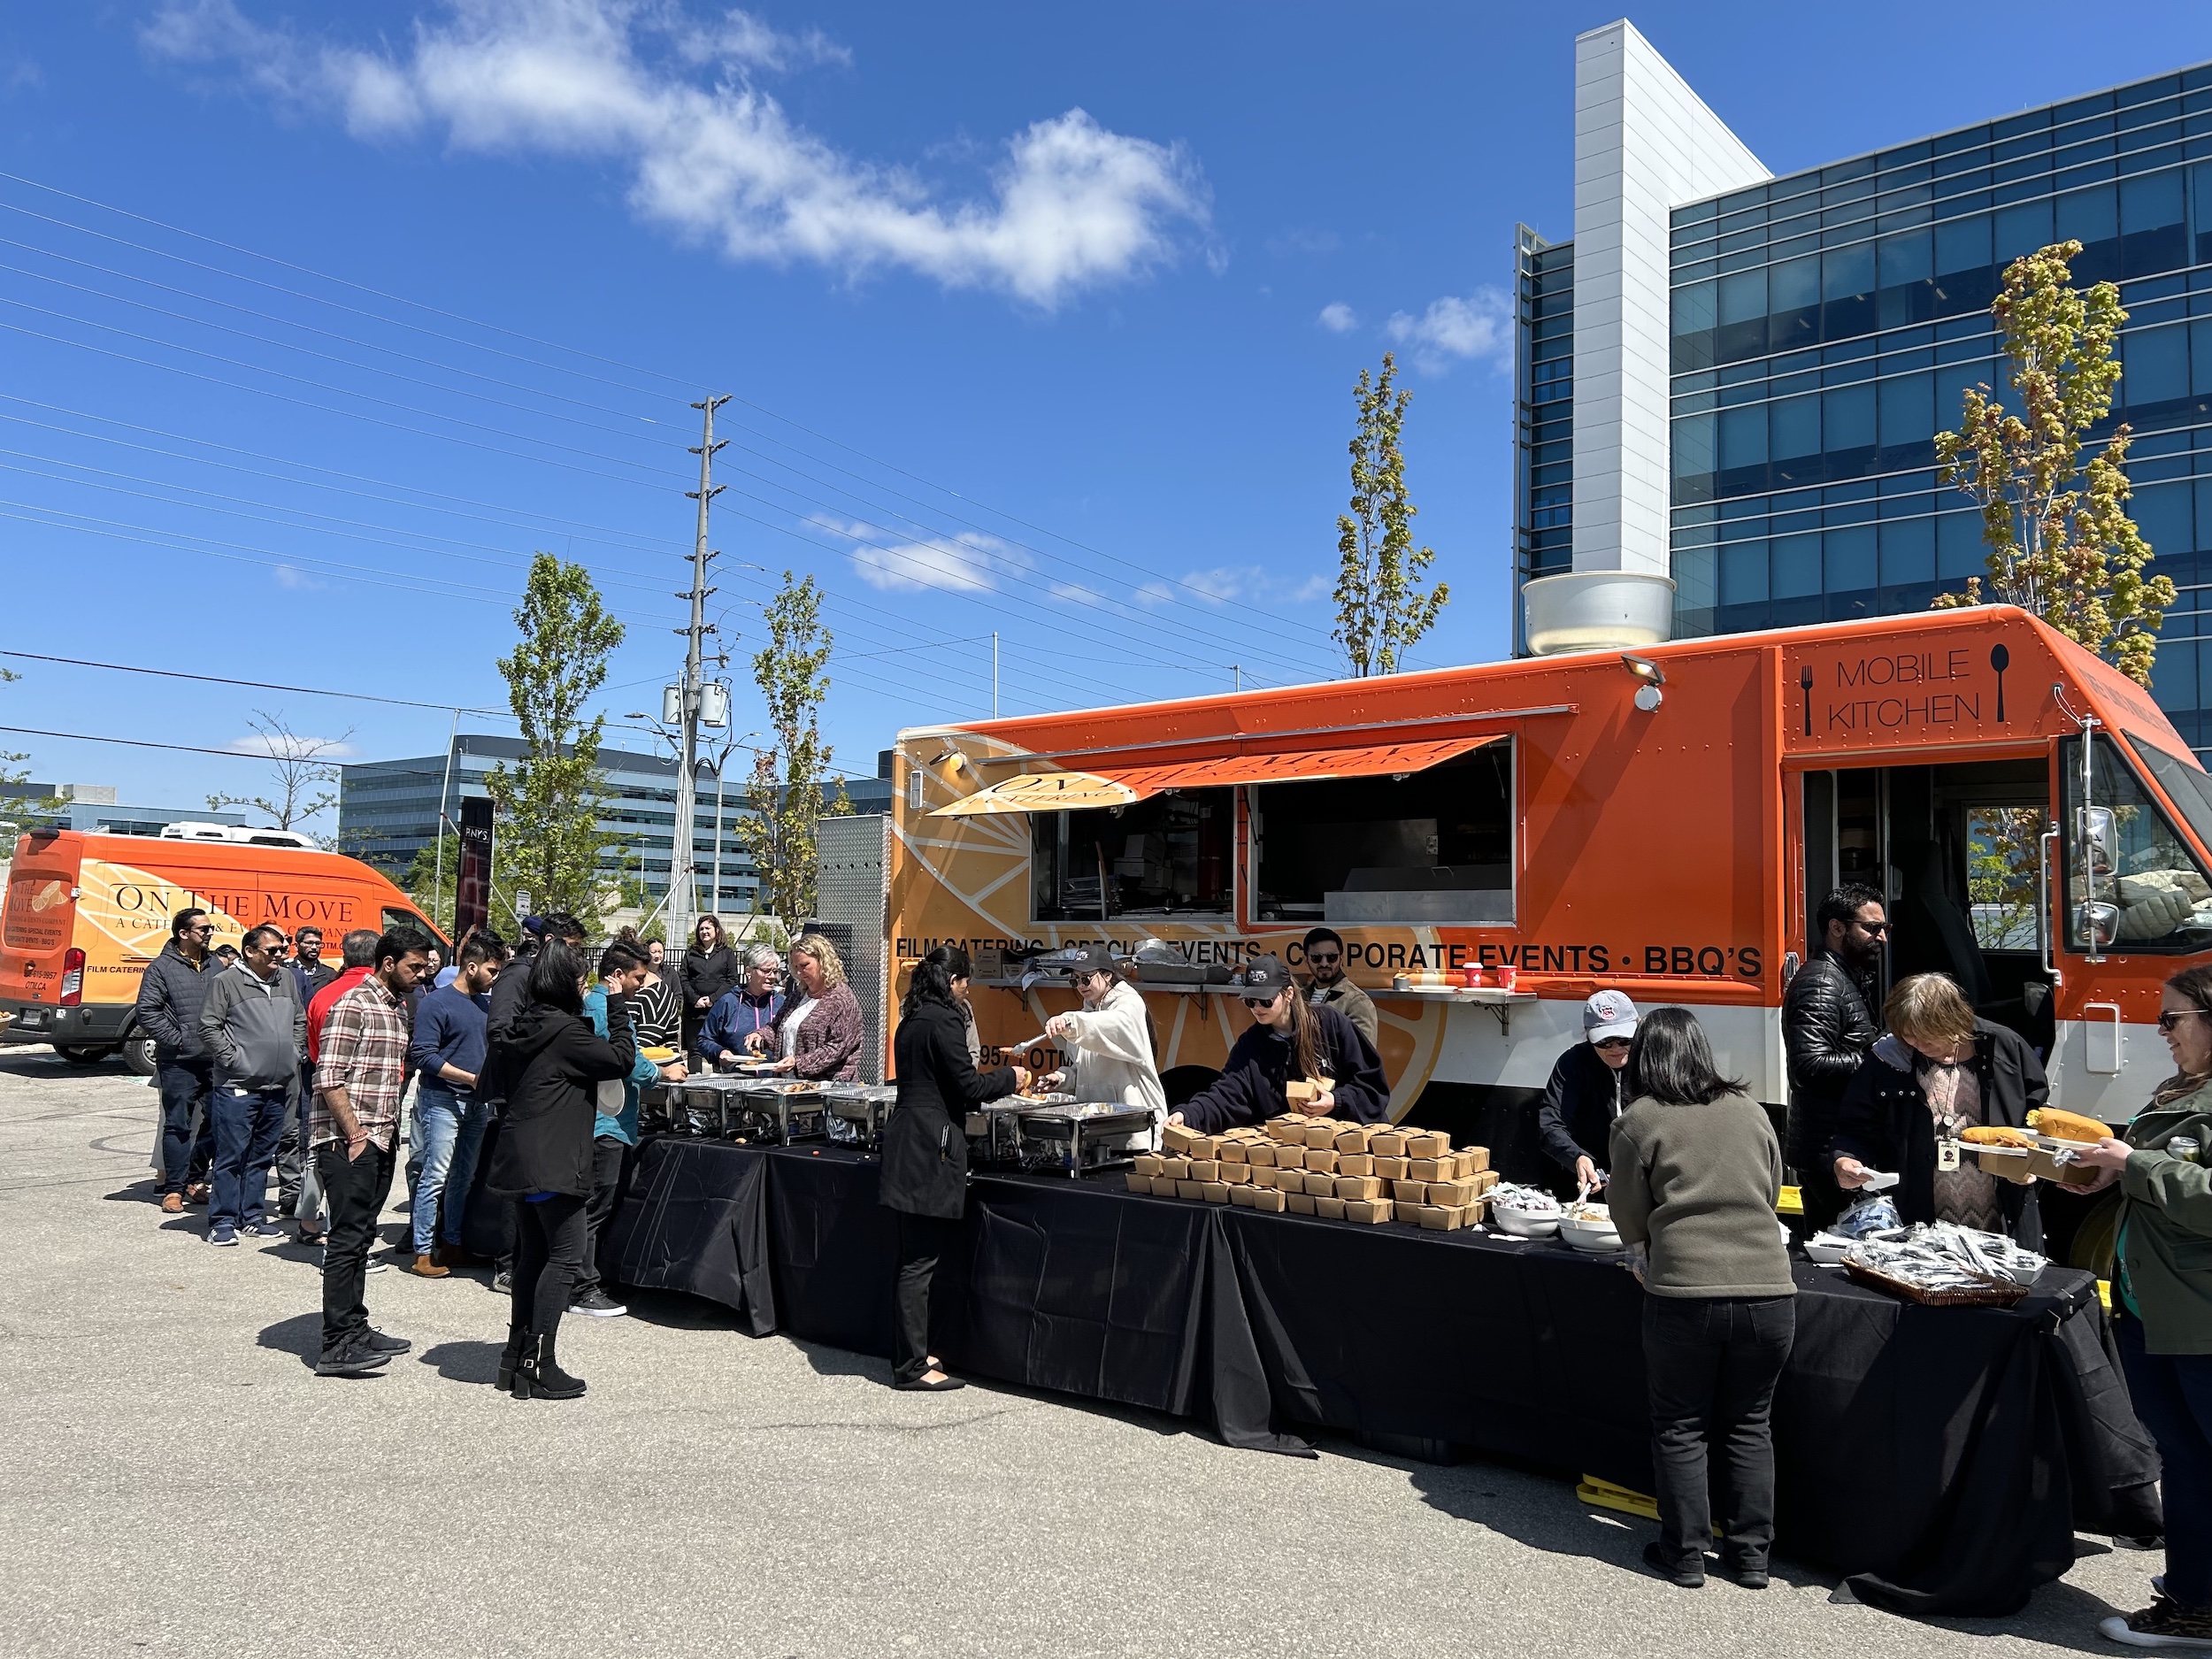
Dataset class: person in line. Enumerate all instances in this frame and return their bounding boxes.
[196,924,308,1247]
[480,915,587,1294]
[572,941,684,1320]
[1783,883,1886,1232]
[403,933,504,1277]
[485,939,639,1400]
[275,925,334,1219]
[137,908,221,1215]
[700,943,786,1069]
[297,928,380,1248]
[617,928,680,1056]
[879,946,1027,1391]
[1537,990,1640,1194]
[2071,965,2212,1652]
[1608,1006,1796,1592]
[1042,943,1165,1129]
[680,915,738,1060]
[1831,973,2046,1244]
[749,933,864,1082]
[1300,926,1379,1049]
[311,930,431,1378]
[1169,956,1389,1133]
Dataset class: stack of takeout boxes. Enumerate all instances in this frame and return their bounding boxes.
[1130,1119,1496,1229]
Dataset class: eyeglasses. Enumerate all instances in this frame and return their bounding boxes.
[1307,952,1340,965]
[1594,1037,1632,1051]
[186,925,214,937]
[1854,919,1891,936]
[2157,1010,2210,1033]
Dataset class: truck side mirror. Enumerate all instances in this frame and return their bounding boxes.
[2078,806,2116,865]
[2075,900,2120,949]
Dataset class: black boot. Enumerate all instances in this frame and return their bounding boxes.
[495,1324,528,1392]
[521,1331,586,1401]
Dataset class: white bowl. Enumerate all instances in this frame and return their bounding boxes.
[1559,1218,1623,1254]
[1802,1234,1850,1265]
[1492,1205,1561,1239]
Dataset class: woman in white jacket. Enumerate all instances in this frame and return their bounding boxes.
[1043,944,1166,1139]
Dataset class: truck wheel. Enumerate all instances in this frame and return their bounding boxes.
[55,1045,119,1065]
[121,1037,159,1078]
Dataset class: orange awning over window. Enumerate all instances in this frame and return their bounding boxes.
[932,733,1502,816]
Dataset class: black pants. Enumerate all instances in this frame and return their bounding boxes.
[273,1074,304,1215]
[573,1137,634,1301]
[511,1194,589,1339]
[1642,1294,1796,1566]
[316,1138,396,1356]
[156,1058,215,1196]
[891,1211,960,1385]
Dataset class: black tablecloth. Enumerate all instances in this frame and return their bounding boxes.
[602,1137,2161,1617]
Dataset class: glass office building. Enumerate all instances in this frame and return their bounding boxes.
[1517,23,2212,761]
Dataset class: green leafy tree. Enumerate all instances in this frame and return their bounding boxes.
[736,571,838,929]
[1333,352,1448,677]
[206,710,352,831]
[486,554,626,917]
[1932,240,2174,687]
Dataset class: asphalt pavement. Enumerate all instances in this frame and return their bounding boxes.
[0,1047,2165,1658]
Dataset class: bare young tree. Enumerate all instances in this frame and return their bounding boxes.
[208,710,354,831]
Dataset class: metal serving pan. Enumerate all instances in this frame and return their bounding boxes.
[1015,1103,1157,1177]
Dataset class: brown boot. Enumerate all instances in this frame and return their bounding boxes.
[408,1254,450,1279]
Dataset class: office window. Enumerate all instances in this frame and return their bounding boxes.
[1826,525,1878,594]
[1673,411,1716,504]
[1877,229,1933,328]
[1671,280,1717,373]
[1880,518,1937,588]
[1719,537,1769,605]
[1770,394,1821,488]
[1822,242,1877,341]
[2122,172,2187,275]
[2124,324,2191,420]
[1934,216,1995,316]
[1938,511,1986,579]
[2057,183,2121,283]
[1878,372,1937,471]
[1717,269,1768,362]
[1769,255,1820,355]
[1718,403,1768,496]
[1993,198,2054,265]
[2134,480,2194,559]
[1824,383,1878,480]
[2193,164,2212,265]
[1772,531,1824,601]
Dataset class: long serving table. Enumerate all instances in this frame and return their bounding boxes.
[596,1135,2160,1619]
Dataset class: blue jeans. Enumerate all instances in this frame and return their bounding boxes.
[2118,1314,2212,1610]
[209,1084,288,1230]
[157,1058,215,1197]
[411,1090,486,1255]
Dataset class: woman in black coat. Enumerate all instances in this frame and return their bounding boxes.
[1169,955,1389,1134]
[1830,972,2047,1246]
[679,916,738,1061]
[486,940,637,1400]
[879,947,1027,1391]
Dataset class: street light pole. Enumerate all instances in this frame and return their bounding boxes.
[672,393,729,952]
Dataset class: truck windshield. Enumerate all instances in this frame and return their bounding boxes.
[2128,732,2212,861]
[2062,734,2212,952]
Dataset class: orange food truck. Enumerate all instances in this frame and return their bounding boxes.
[0,829,443,1072]
[884,605,2211,1178]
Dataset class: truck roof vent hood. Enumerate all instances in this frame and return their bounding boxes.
[1522,571,1676,657]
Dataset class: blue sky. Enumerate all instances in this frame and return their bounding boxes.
[2,0,2208,826]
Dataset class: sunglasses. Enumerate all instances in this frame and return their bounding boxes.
[2157,1010,2210,1033]
[1307,952,1340,965]
[1854,919,1891,936]
[1594,1037,1632,1051]
[1242,994,1281,1010]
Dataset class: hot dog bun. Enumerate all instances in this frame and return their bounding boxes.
[2028,1108,2111,1144]
[1962,1125,2037,1148]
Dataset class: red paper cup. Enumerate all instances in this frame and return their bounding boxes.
[1496,964,1519,992]
[1461,964,1484,988]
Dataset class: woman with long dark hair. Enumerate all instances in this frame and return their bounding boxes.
[679,916,737,1061]
[2071,964,2212,1648]
[879,946,1027,1391]
[1168,956,1387,1133]
[1608,1007,1795,1591]
[484,939,638,1400]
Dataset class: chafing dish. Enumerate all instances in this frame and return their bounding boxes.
[822,1083,898,1149]
[664,1074,748,1138]
[965,1100,1029,1169]
[1016,1103,1157,1177]
[728,1081,827,1146]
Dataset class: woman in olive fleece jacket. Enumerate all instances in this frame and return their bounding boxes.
[1607,1008,1794,1591]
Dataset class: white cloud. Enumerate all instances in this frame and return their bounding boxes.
[1133,565,1329,609]
[812,518,1028,593]
[1317,301,1357,334]
[271,563,324,590]
[225,731,357,758]
[144,0,1210,307]
[1385,288,1511,373]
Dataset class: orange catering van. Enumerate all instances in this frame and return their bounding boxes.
[0,828,443,1072]
[883,606,2212,1170]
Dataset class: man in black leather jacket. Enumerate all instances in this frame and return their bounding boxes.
[1783,883,1886,1231]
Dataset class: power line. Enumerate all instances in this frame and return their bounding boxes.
[0,650,512,716]
[0,724,330,763]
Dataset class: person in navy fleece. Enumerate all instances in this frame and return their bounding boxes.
[403,933,505,1275]
[1168,955,1390,1133]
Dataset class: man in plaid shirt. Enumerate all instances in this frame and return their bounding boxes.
[311,929,432,1376]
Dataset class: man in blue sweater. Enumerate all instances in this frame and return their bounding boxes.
[403,933,504,1277]
[573,940,683,1318]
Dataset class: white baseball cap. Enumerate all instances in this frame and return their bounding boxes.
[1583,990,1639,1044]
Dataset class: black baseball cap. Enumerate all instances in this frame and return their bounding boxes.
[1237,955,1292,996]
[1066,943,1119,976]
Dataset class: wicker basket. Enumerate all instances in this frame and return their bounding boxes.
[1843,1258,2032,1309]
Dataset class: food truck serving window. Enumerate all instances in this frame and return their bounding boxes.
[1032,787,1233,921]
[2062,734,2212,952]
[1252,741,1513,926]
